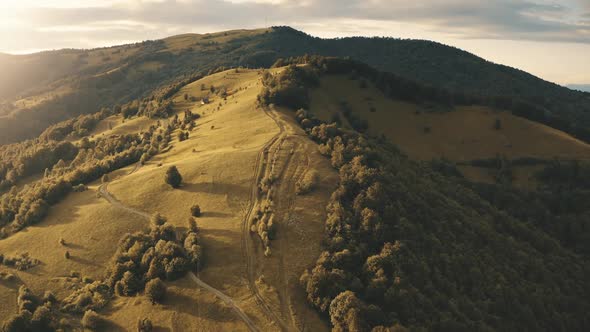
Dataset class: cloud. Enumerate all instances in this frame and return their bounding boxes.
[1,0,590,53]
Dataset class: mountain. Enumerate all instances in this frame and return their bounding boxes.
[0,58,588,331]
[1,27,589,145]
[569,84,590,92]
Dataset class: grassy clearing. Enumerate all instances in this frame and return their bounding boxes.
[310,74,590,186]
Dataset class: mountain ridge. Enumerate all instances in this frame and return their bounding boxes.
[0,26,589,145]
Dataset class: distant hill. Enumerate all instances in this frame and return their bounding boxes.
[1,26,589,144]
[568,84,590,92]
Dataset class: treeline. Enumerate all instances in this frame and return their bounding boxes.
[273,56,590,143]
[258,65,319,109]
[260,68,590,331]
[39,107,112,141]
[0,118,183,238]
[0,140,78,192]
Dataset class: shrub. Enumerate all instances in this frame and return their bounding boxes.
[137,317,153,332]
[31,304,52,331]
[116,271,142,296]
[190,204,201,217]
[165,166,182,188]
[494,118,502,130]
[81,310,103,330]
[42,291,56,304]
[2,253,40,271]
[145,278,166,304]
[188,217,198,233]
[150,213,167,227]
[296,170,319,195]
[2,313,28,332]
[65,251,70,259]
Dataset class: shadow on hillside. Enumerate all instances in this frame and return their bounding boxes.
[101,319,126,332]
[167,289,237,323]
[200,211,233,218]
[182,182,245,196]
[62,242,85,250]
[69,255,101,267]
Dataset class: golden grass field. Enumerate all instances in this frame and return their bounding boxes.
[0,68,334,331]
[310,74,590,187]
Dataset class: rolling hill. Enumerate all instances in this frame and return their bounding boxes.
[1,27,589,145]
[0,57,589,331]
[0,67,337,331]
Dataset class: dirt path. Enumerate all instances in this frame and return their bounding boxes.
[98,163,260,332]
[240,105,315,332]
[241,107,292,332]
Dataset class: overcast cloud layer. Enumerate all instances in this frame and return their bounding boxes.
[0,0,589,84]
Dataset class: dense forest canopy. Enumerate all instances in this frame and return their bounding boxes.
[259,59,590,331]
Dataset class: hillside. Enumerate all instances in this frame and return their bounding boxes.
[309,73,590,187]
[0,59,589,331]
[258,61,590,331]
[0,68,338,331]
[1,27,589,145]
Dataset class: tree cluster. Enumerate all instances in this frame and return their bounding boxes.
[106,214,202,301]
[2,286,59,332]
[258,65,319,109]
[0,120,178,237]
[0,140,78,192]
[0,252,40,271]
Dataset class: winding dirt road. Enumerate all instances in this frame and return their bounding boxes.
[98,106,306,332]
[98,164,260,332]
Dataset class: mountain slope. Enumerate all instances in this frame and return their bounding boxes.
[1,60,589,331]
[1,27,589,145]
[259,62,590,331]
[0,68,336,331]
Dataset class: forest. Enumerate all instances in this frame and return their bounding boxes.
[260,60,590,331]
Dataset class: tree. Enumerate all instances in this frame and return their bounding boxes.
[329,291,369,332]
[82,310,103,330]
[118,271,142,296]
[150,213,167,227]
[188,217,198,233]
[2,313,28,332]
[191,204,201,217]
[494,118,502,130]
[165,166,182,188]
[31,305,52,331]
[145,278,166,304]
[137,317,153,332]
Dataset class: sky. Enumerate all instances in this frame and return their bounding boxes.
[0,0,589,85]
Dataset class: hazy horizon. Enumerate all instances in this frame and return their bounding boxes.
[1,0,589,85]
